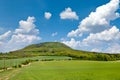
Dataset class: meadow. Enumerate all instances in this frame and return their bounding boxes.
[0,42,120,80]
[0,56,71,69]
[0,60,120,80]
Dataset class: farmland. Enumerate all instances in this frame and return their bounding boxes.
[0,56,72,69]
[0,42,120,80]
[0,60,120,80]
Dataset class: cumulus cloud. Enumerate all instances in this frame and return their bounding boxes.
[82,26,120,53]
[83,26,120,42]
[60,7,79,20]
[15,16,39,35]
[0,16,41,52]
[7,34,40,51]
[62,38,81,49]
[0,31,12,41]
[64,26,120,53]
[105,43,120,53]
[64,0,120,53]
[0,31,12,51]
[51,32,58,37]
[44,12,52,20]
[68,0,120,37]
[91,48,102,52]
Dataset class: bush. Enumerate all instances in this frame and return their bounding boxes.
[22,60,30,65]
[18,64,22,68]
[41,59,54,61]
[35,59,39,61]
[12,65,17,68]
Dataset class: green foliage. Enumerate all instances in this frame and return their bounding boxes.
[18,64,22,68]
[41,59,54,61]
[12,65,17,68]
[22,60,30,65]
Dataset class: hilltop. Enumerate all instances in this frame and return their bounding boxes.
[22,42,72,51]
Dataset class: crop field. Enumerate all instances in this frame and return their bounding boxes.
[0,60,120,80]
[0,56,72,69]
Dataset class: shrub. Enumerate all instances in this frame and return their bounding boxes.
[35,59,39,61]
[22,60,29,65]
[41,59,54,61]
[18,64,22,68]
[12,65,17,68]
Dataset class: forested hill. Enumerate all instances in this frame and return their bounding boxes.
[1,42,120,61]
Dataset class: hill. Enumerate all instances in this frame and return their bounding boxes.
[2,42,120,61]
[22,42,72,51]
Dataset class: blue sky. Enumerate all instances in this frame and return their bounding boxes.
[0,0,120,53]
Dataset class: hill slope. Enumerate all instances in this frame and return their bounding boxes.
[9,42,120,61]
[22,42,72,51]
[10,42,73,57]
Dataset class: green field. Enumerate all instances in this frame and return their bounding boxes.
[1,60,120,80]
[0,56,72,69]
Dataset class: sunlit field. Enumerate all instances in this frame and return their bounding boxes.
[1,60,120,80]
[0,56,71,69]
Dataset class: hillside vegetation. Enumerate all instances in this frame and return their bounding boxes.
[1,42,120,61]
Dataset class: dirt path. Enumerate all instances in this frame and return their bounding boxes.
[0,68,20,80]
[0,63,31,80]
[5,69,20,80]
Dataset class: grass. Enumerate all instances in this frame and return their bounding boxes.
[1,60,120,80]
[0,56,72,69]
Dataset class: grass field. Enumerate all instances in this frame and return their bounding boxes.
[0,56,72,69]
[0,60,120,80]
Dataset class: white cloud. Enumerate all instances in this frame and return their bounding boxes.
[82,26,120,53]
[83,26,120,42]
[0,31,12,41]
[62,38,93,51]
[9,34,40,44]
[60,7,79,20]
[51,32,58,37]
[15,16,39,35]
[64,26,120,53]
[64,0,120,53]
[44,12,52,20]
[105,43,120,53]
[68,0,120,37]
[7,34,40,51]
[91,48,102,52]
[0,16,41,52]
[62,38,81,49]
